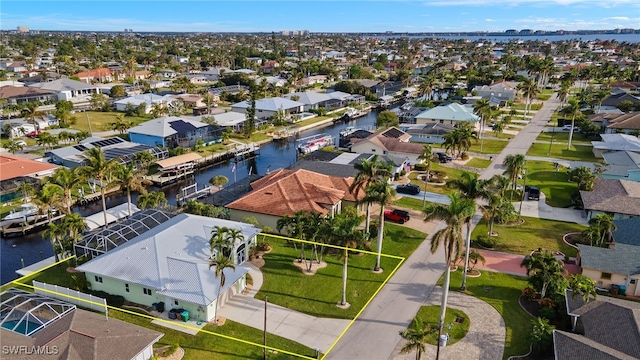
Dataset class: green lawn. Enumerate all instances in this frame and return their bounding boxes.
[412,306,469,346]
[525,161,576,208]
[71,111,150,132]
[468,139,509,154]
[526,143,601,163]
[465,157,492,169]
[536,130,591,145]
[257,223,427,319]
[439,270,532,359]
[229,132,271,144]
[471,216,586,257]
[394,196,427,212]
[510,103,543,111]
[407,164,472,195]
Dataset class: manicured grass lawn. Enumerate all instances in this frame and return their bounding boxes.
[193,143,235,157]
[526,143,602,163]
[408,164,472,195]
[440,269,532,359]
[1,137,38,147]
[229,132,271,144]
[70,111,150,132]
[394,196,427,212]
[536,130,591,145]
[510,103,543,111]
[525,161,575,208]
[465,157,491,169]
[468,139,509,154]
[471,216,586,257]
[412,306,469,345]
[257,223,427,319]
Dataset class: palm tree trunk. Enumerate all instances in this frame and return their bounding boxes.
[127,188,132,217]
[66,190,72,214]
[461,220,472,290]
[567,115,576,150]
[436,265,451,360]
[100,186,108,227]
[341,249,348,305]
[214,279,223,323]
[489,217,495,236]
[374,207,385,271]
[365,202,371,232]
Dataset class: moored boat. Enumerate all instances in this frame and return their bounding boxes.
[2,203,40,225]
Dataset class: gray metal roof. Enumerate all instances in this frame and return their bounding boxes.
[128,116,209,137]
[602,151,640,177]
[27,78,99,92]
[578,243,640,275]
[415,103,480,122]
[76,213,260,306]
[284,91,331,105]
[592,134,640,152]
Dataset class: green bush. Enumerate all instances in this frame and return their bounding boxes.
[475,234,497,249]
[521,287,537,300]
[414,163,427,171]
[88,290,125,307]
[166,344,179,357]
[538,306,556,321]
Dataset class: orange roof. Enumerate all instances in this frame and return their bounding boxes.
[0,155,58,181]
[75,68,113,78]
[227,169,357,217]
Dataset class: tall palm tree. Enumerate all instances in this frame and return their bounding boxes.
[423,193,475,359]
[588,214,617,247]
[64,212,88,246]
[209,254,236,324]
[349,155,392,232]
[43,222,64,262]
[417,145,438,207]
[362,180,395,272]
[210,225,232,256]
[113,163,149,216]
[520,251,567,299]
[78,147,119,227]
[44,167,84,214]
[557,82,570,107]
[399,317,434,360]
[447,171,491,290]
[21,102,43,129]
[561,98,583,150]
[225,228,244,260]
[276,211,309,263]
[502,154,526,201]
[473,98,491,153]
[517,78,539,118]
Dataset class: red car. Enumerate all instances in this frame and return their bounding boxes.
[26,130,42,138]
[384,209,410,224]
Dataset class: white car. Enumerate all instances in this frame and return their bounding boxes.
[14,140,27,146]
[562,125,574,131]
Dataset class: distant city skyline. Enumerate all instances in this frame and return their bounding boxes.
[1,1,639,33]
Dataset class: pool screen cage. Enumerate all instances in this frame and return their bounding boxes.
[0,288,76,337]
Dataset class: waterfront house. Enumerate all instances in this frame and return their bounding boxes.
[27,78,100,101]
[0,154,57,203]
[231,97,304,120]
[472,81,517,105]
[579,178,640,220]
[284,91,331,111]
[114,93,180,114]
[128,116,224,149]
[601,151,640,181]
[414,102,480,127]
[401,123,456,145]
[349,127,425,163]
[76,213,260,323]
[209,111,246,133]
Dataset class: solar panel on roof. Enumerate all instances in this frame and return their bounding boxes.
[382,128,404,138]
[169,120,197,134]
[92,137,124,148]
[73,144,87,151]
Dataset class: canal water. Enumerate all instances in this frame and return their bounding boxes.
[0,109,385,284]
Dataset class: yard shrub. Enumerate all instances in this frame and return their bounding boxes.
[166,344,179,356]
[475,234,497,249]
[460,152,469,160]
[88,290,125,307]
[521,286,537,301]
[538,306,556,321]
[539,297,556,309]
[414,163,427,171]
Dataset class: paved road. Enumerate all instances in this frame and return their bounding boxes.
[398,191,450,205]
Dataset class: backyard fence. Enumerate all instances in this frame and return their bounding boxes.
[33,281,107,314]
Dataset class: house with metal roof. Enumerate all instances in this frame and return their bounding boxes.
[601,150,640,181]
[414,102,480,126]
[472,81,517,105]
[27,78,100,101]
[128,116,224,149]
[283,91,331,111]
[231,97,304,120]
[591,134,640,158]
[210,111,247,132]
[76,213,260,323]
[113,93,179,114]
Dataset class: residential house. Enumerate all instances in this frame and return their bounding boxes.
[0,85,56,105]
[27,78,100,101]
[114,93,179,114]
[601,151,640,181]
[579,178,640,220]
[17,72,63,84]
[350,127,426,163]
[231,97,304,120]
[171,93,205,108]
[604,112,640,134]
[472,81,517,105]
[260,60,280,74]
[187,74,208,84]
[76,213,260,323]
[591,134,640,158]
[323,91,366,110]
[200,67,231,82]
[414,102,480,127]
[602,81,640,92]
[0,154,57,203]
[74,68,116,83]
[289,152,405,179]
[128,116,224,148]
[302,75,328,86]
[209,85,249,97]
[5,61,27,73]
[256,76,287,88]
[601,93,640,109]
[324,51,346,62]
[401,123,456,145]
[157,69,177,78]
[283,91,331,111]
[0,289,163,360]
[210,111,246,133]
[226,168,360,231]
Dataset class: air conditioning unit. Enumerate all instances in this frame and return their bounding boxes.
[597,280,603,286]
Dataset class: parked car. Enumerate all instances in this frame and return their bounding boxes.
[562,124,573,131]
[396,184,420,195]
[14,140,27,146]
[384,209,410,224]
[26,130,42,138]
[528,186,541,201]
[436,152,452,163]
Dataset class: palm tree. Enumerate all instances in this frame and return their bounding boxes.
[417,145,438,207]
[6,141,24,154]
[423,192,475,359]
[113,163,149,216]
[111,114,132,134]
[399,317,435,360]
[461,250,486,272]
[557,82,570,107]
[33,184,66,217]
[502,154,526,201]
[520,251,567,299]
[492,121,505,138]
[78,147,119,226]
[64,212,88,246]
[447,171,491,290]
[209,254,236,324]
[517,78,539,118]
[43,222,64,262]
[210,225,232,256]
[21,102,43,129]
[137,191,167,209]
[276,211,309,263]
[561,98,582,150]
[44,167,84,214]
[132,150,155,172]
[588,214,616,247]
[18,182,34,203]
[349,155,392,233]
[362,180,395,272]
[473,98,491,152]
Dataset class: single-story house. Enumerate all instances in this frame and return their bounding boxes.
[602,81,640,92]
[74,67,117,83]
[256,76,287,88]
[209,111,246,133]
[17,72,64,85]
[604,112,640,134]
[187,75,208,84]
[580,178,640,220]
[401,123,456,145]
[283,91,332,111]
[577,242,640,296]
[591,134,640,158]
[209,85,249,96]
[128,116,225,149]
[0,154,57,203]
[472,81,517,105]
[350,127,426,162]
[601,93,640,109]
[231,97,304,120]
[76,213,261,323]
[601,150,640,181]
[414,102,480,127]
[0,289,163,360]
[200,67,231,82]
[27,78,100,101]
[0,85,57,105]
[323,91,366,110]
[114,93,180,114]
[170,93,205,108]
[302,75,328,86]
[226,168,360,231]
[289,152,405,179]
[157,69,177,78]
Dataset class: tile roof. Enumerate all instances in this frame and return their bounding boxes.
[580,178,640,216]
[611,217,640,246]
[0,155,58,181]
[227,169,358,217]
[74,67,113,78]
[415,102,480,122]
[0,85,54,99]
[578,243,640,275]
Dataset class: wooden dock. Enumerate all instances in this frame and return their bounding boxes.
[144,170,195,187]
[1,214,66,236]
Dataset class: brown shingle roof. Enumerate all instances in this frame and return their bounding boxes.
[606,112,640,130]
[0,85,54,99]
[227,169,357,217]
[580,178,640,216]
[0,155,58,181]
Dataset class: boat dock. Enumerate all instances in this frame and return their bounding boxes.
[1,213,66,236]
[144,170,195,186]
[175,183,215,206]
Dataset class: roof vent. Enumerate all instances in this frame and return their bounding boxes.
[265,191,273,195]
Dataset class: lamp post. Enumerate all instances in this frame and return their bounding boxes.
[519,169,527,215]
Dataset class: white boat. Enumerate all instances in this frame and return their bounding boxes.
[297,134,333,154]
[339,126,359,137]
[2,203,39,224]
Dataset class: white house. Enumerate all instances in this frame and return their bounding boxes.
[27,78,100,101]
[231,97,304,120]
[114,93,179,113]
[414,103,480,127]
[283,91,331,111]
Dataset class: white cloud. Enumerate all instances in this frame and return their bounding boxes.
[605,16,630,21]
[485,18,495,22]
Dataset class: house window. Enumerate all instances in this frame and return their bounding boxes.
[125,284,129,293]
[143,288,152,296]
[601,272,612,280]
[631,279,637,284]
[174,300,179,306]
[94,276,103,283]
[371,149,376,152]
[383,150,388,155]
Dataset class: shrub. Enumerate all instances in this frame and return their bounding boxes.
[522,287,537,301]
[460,152,469,160]
[414,163,427,171]
[400,169,406,176]
[87,290,125,307]
[539,297,556,309]
[538,306,556,321]
[256,241,271,252]
[166,344,179,357]
[476,234,497,249]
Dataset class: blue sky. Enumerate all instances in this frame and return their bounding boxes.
[1,1,639,33]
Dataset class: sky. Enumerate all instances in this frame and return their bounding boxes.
[1,0,639,33]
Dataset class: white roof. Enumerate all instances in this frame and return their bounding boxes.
[593,134,640,152]
[415,103,480,122]
[212,111,246,126]
[85,203,140,231]
[27,78,98,92]
[128,116,209,137]
[114,93,176,106]
[284,91,331,105]
[326,91,352,100]
[232,97,304,111]
[76,213,260,306]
